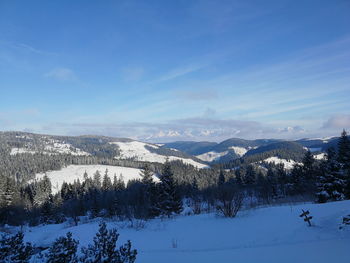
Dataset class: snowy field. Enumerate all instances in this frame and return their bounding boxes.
[36,165,159,194]
[19,200,350,263]
[261,156,299,170]
[111,141,207,168]
[196,147,247,162]
[196,151,229,162]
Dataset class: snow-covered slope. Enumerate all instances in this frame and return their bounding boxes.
[111,141,207,168]
[261,156,298,169]
[10,139,90,156]
[196,151,228,162]
[229,146,248,156]
[196,147,248,162]
[21,200,350,263]
[36,165,159,194]
[314,153,327,160]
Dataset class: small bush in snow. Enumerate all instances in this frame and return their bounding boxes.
[216,185,243,218]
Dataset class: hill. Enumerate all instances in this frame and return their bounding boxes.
[18,200,350,263]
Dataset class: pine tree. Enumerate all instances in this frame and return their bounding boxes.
[0,232,34,263]
[46,232,79,263]
[80,222,137,263]
[140,164,153,185]
[244,165,256,185]
[113,174,125,191]
[316,148,345,202]
[157,162,183,217]
[93,170,102,190]
[337,130,350,198]
[218,170,225,186]
[338,130,350,169]
[235,169,243,186]
[140,164,159,218]
[102,169,112,191]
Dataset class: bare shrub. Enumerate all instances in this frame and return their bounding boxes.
[216,185,243,218]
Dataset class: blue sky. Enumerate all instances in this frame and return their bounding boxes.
[0,0,349,142]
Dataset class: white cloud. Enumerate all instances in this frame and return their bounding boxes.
[323,114,350,129]
[45,68,77,81]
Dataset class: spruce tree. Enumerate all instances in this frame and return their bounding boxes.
[218,170,225,186]
[338,130,350,169]
[0,232,34,263]
[157,162,183,217]
[80,222,137,263]
[46,232,79,263]
[140,164,159,218]
[337,130,350,198]
[102,169,112,191]
[316,148,345,202]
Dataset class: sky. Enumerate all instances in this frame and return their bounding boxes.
[0,0,349,142]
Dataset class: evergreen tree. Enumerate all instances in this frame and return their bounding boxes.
[244,165,256,185]
[102,169,112,191]
[337,130,350,198]
[140,164,159,218]
[157,162,183,216]
[46,232,79,263]
[338,130,350,169]
[80,222,137,263]
[140,164,153,185]
[235,169,243,186]
[316,148,345,202]
[93,170,102,190]
[0,232,34,263]
[218,170,225,186]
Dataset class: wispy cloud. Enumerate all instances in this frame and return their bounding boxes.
[155,63,206,83]
[176,89,219,101]
[44,68,77,81]
[121,66,145,82]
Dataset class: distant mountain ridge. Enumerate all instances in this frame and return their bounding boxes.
[0,131,343,167]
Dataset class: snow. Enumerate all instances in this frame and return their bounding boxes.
[262,156,298,170]
[35,165,159,194]
[10,147,36,155]
[196,151,228,162]
[111,141,207,168]
[43,140,90,156]
[196,147,247,162]
[19,200,350,263]
[10,140,90,156]
[314,153,327,160]
[229,146,248,156]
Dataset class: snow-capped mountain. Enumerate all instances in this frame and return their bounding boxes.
[110,140,207,168]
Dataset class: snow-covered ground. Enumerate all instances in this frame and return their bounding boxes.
[20,200,350,263]
[314,153,327,160]
[111,141,207,168]
[229,146,248,156]
[36,165,159,194]
[10,147,36,155]
[196,147,247,162]
[10,140,90,156]
[196,151,228,162]
[261,156,298,170]
[43,140,90,156]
